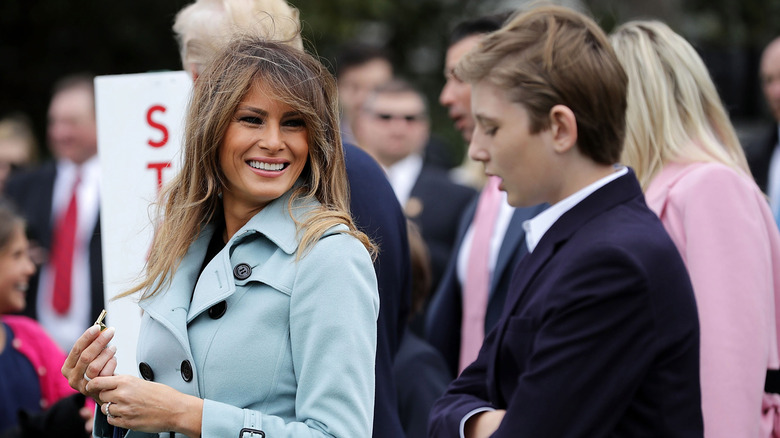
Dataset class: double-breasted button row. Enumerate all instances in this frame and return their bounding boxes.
[139,360,193,383]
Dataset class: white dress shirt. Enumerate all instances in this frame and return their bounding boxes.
[456,197,514,290]
[385,154,423,207]
[37,156,101,350]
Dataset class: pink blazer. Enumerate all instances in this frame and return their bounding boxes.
[646,161,780,437]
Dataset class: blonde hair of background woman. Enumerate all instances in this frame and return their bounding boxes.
[609,20,751,189]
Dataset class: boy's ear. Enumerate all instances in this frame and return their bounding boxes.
[549,104,577,153]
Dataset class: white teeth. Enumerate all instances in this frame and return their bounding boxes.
[248,161,284,171]
[15,283,28,292]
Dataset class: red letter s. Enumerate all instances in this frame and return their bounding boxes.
[147,105,169,148]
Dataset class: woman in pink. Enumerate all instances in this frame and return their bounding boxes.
[611,21,780,437]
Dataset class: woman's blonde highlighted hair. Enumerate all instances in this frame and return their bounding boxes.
[609,21,751,189]
[122,36,373,300]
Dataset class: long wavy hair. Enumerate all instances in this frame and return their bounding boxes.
[610,21,751,189]
[123,36,373,300]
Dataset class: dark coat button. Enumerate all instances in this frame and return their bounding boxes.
[208,301,227,319]
[233,263,252,280]
[139,362,154,381]
[181,360,193,382]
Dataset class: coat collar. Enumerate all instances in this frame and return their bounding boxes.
[140,189,320,336]
[644,161,705,219]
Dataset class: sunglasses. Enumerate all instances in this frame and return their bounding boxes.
[372,112,426,123]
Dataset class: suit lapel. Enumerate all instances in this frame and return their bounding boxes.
[490,204,547,297]
[491,210,526,295]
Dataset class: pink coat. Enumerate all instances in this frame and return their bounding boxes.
[646,161,780,437]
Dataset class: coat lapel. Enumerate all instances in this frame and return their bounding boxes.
[187,191,311,322]
[139,225,213,352]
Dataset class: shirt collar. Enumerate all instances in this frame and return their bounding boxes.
[522,165,628,253]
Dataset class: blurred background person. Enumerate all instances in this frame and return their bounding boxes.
[439,13,511,189]
[0,115,38,193]
[4,74,103,352]
[355,78,476,303]
[0,201,91,438]
[173,1,411,435]
[748,36,780,221]
[611,20,780,437]
[335,42,394,145]
[425,12,547,378]
[393,220,450,438]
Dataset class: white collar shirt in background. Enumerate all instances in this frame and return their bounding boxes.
[37,156,101,351]
[385,153,423,207]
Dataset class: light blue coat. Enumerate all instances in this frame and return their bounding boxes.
[94,191,379,437]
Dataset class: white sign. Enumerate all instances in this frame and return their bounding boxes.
[95,71,191,375]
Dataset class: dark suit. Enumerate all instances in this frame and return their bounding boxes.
[746,123,778,193]
[4,162,104,325]
[424,196,546,378]
[429,170,703,437]
[405,164,476,292]
[344,144,411,437]
[393,328,451,438]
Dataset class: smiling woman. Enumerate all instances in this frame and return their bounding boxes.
[61,37,380,438]
[0,201,87,436]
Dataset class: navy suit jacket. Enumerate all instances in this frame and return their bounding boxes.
[429,170,703,437]
[4,161,104,324]
[344,144,411,437]
[406,164,476,292]
[424,193,546,377]
[746,123,778,193]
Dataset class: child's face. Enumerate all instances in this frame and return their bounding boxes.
[0,225,35,314]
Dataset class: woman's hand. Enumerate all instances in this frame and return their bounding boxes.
[61,325,117,403]
[88,375,204,438]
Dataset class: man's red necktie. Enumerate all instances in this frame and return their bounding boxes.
[51,172,80,315]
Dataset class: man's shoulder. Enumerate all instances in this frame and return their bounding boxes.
[415,164,477,198]
[5,162,57,206]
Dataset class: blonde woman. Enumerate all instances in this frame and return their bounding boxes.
[62,37,379,438]
[611,21,780,437]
